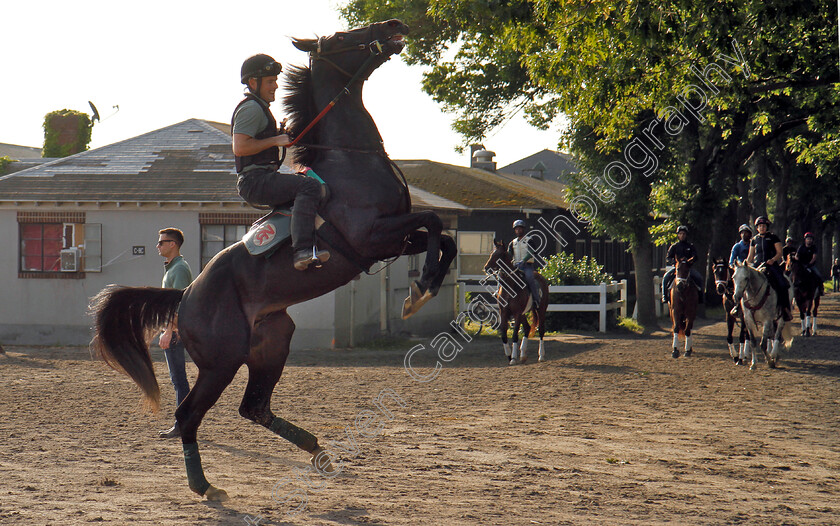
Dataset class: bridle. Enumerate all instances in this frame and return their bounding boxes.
[286,29,392,148]
[714,262,734,296]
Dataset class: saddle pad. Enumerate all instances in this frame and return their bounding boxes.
[243,211,292,257]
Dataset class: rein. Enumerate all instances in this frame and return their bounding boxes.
[742,275,770,312]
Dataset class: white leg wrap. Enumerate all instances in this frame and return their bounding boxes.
[519,337,528,359]
[685,335,693,353]
[812,318,818,334]
[802,318,807,332]
[538,339,546,362]
[511,342,519,361]
[503,342,512,357]
[672,333,679,350]
[728,343,737,359]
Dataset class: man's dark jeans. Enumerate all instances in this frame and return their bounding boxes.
[164,334,190,408]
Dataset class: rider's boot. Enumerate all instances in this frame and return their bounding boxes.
[782,305,793,322]
[294,246,331,271]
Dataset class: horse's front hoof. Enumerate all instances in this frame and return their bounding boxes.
[205,485,229,502]
[672,349,680,358]
[538,356,546,363]
[509,358,519,366]
[685,349,692,357]
[733,356,739,364]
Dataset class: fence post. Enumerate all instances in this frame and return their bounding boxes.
[599,282,607,333]
[620,279,628,318]
[458,282,466,315]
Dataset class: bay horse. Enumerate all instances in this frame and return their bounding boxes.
[90,20,457,501]
[669,258,698,358]
[731,262,795,369]
[483,239,549,365]
[712,258,749,364]
[787,257,821,336]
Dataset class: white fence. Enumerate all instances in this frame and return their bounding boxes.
[459,279,628,333]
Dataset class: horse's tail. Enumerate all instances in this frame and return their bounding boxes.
[89,285,184,412]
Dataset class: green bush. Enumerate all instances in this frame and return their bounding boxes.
[539,252,616,331]
[42,109,93,158]
[0,156,13,175]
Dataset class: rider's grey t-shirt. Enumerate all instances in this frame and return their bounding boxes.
[232,99,268,138]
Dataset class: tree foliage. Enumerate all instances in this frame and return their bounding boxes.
[340,0,840,322]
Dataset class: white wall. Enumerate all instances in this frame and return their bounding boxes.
[0,206,457,348]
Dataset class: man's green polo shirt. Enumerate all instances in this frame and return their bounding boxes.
[162,255,193,290]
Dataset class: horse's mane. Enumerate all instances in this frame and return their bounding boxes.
[282,64,317,167]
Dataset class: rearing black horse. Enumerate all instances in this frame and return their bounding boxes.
[90,20,456,501]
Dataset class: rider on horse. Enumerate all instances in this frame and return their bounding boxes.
[795,232,824,294]
[782,236,798,275]
[507,220,542,305]
[232,53,329,271]
[661,225,704,303]
[746,216,793,321]
[729,223,752,269]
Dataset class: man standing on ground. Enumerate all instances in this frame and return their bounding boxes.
[157,227,193,439]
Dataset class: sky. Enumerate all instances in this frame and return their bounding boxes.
[1,1,563,168]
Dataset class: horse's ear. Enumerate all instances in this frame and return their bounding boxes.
[292,38,318,52]
[494,238,504,248]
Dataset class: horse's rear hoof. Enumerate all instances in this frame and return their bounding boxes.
[672,349,680,358]
[205,485,229,502]
[311,447,336,474]
[685,349,692,357]
[509,358,519,366]
[733,356,739,364]
[538,357,546,363]
[768,360,777,369]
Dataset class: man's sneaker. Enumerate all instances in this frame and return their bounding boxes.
[158,423,180,439]
[294,248,331,271]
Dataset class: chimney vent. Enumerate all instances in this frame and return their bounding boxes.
[471,148,497,172]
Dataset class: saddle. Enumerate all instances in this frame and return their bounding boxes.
[242,207,377,273]
[242,208,295,258]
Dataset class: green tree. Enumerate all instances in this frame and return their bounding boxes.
[341,0,840,324]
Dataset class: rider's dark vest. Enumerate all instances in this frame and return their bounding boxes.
[231,94,279,173]
[752,233,780,266]
[666,240,696,263]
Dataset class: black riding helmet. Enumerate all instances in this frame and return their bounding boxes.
[676,225,688,234]
[241,54,282,85]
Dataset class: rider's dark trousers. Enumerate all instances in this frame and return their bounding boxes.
[517,262,541,303]
[237,166,321,251]
[765,264,791,310]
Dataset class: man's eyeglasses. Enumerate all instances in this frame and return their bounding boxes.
[157,240,175,246]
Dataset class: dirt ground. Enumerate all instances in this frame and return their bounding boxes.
[1,296,838,526]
